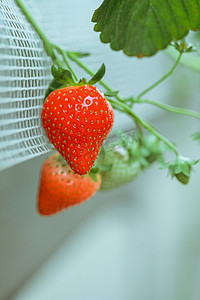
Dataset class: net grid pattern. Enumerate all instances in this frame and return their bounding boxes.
[0,0,53,170]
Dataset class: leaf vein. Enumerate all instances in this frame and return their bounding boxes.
[139,0,153,55]
[180,0,191,23]
[127,0,151,55]
[151,6,166,46]
[124,0,150,54]
[114,0,125,48]
[196,0,200,11]
[165,0,182,37]
[125,0,148,38]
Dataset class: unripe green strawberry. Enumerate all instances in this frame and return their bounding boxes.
[41,85,114,175]
[97,133,164,190]
[97,139,141,190]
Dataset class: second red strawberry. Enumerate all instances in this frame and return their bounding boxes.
[41,84,114,175]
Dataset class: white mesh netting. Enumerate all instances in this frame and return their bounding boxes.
[0,0,53,170]
[0,0,168,171]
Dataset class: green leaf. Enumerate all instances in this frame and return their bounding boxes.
[192,131,200,141]
[89,171,98,182]
[51,65,75,85]
[44,79,63,99]
[68,51,90,58]
[175,172,190,185]
[44,66,76,100]
[87,63,106,85]
[104,90,119,97]
[92,0,200,57]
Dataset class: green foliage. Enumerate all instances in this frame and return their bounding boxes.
[172,40,194,53]
[51,65,74,84]
[162,156,199,185]
[137,134,165,165]
[92,0,200,57]
[44,62,107,99]
[104,90,119,97]
[87,63,106,85]
[44,65,75,99]
[44,79,63,99]
[96,133,164,190]
[192,131,200,141]
[98,145,141,191]
[67,51,90,58]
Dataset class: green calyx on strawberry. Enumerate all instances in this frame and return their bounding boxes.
[95,132,164,190]
[45,62,106,99]
[41,64,114,175]
[38,152,101,216]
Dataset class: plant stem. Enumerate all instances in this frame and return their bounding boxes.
[15,0,53,57]
[135,99,200,120]
[67,51,121,100]
[54,46,78,81]
[15,0,78,81]
[166,46,200,73]
[137,52,182,99]
[108,98,179,156]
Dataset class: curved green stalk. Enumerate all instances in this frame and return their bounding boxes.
[136,52,182,100]
[67,51,116,95]
[15,0,78,81]
[15,0,53,57]
[53,46,78,81]
[135,99,200,120]
[108,98,179,156]
[166,47,200,73]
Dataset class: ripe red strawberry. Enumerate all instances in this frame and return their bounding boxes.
[37,152,101,216]
[41,84,114,175]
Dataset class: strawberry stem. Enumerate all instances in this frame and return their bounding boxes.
[15,0,78,81]
[108,98,179,156]
[136,52,182,100]
[53,46,78,81]
[67,51,117,96]
[166,46,200,73]
[134,99,200,120]
[15,0,54,57]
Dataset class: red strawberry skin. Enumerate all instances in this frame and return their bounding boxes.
[41,84,114,175]
[38,153,101,216]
